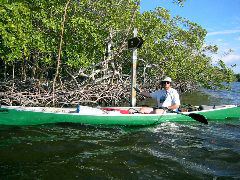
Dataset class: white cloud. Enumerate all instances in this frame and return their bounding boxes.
[216,38,224,42]
[207,29,240,36]
[206,28,240,73]
[211,53,240,73]
[222,54,240,64]
[212,54,240,64]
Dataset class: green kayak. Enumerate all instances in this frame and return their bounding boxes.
[0,105,239,126]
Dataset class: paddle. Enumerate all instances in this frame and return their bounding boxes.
[175,111,208,125]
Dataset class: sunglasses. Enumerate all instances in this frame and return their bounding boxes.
[161,81,170,85]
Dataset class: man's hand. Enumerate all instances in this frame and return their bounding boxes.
[133,86,141,93]
[162,107,170,111]
[133,86,152,98]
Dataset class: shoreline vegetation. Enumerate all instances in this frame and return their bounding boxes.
[0,75,199,107]
[235,74,240,82]
[0,0,236,107]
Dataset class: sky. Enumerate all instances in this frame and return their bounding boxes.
[140,0,240,73]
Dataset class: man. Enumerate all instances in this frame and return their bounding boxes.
[138,76,180,114]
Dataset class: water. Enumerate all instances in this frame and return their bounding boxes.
[182,82,240,106]
[1,83,240,179]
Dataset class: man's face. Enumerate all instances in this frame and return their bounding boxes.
[161,81,171,89]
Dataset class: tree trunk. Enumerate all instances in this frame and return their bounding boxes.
[52,0,71,105]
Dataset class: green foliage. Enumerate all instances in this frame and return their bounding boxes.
[0,0,139,75]
[135,6,235,90]
[235,74,240,82]
[0,1,31,62]
[0,0,235,91]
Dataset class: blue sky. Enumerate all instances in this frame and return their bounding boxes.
[140,0,240,73]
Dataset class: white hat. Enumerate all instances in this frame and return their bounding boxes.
[161,76,172,82]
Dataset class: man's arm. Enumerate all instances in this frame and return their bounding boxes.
[167,104,180,110]
[140,91,151,98]
[166,90,180,110]
[134,87,152,98]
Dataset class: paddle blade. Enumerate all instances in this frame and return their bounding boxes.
[188,113,208,124]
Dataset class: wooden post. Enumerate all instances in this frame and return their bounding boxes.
[131,28,138,107]
[105,30,113,75]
